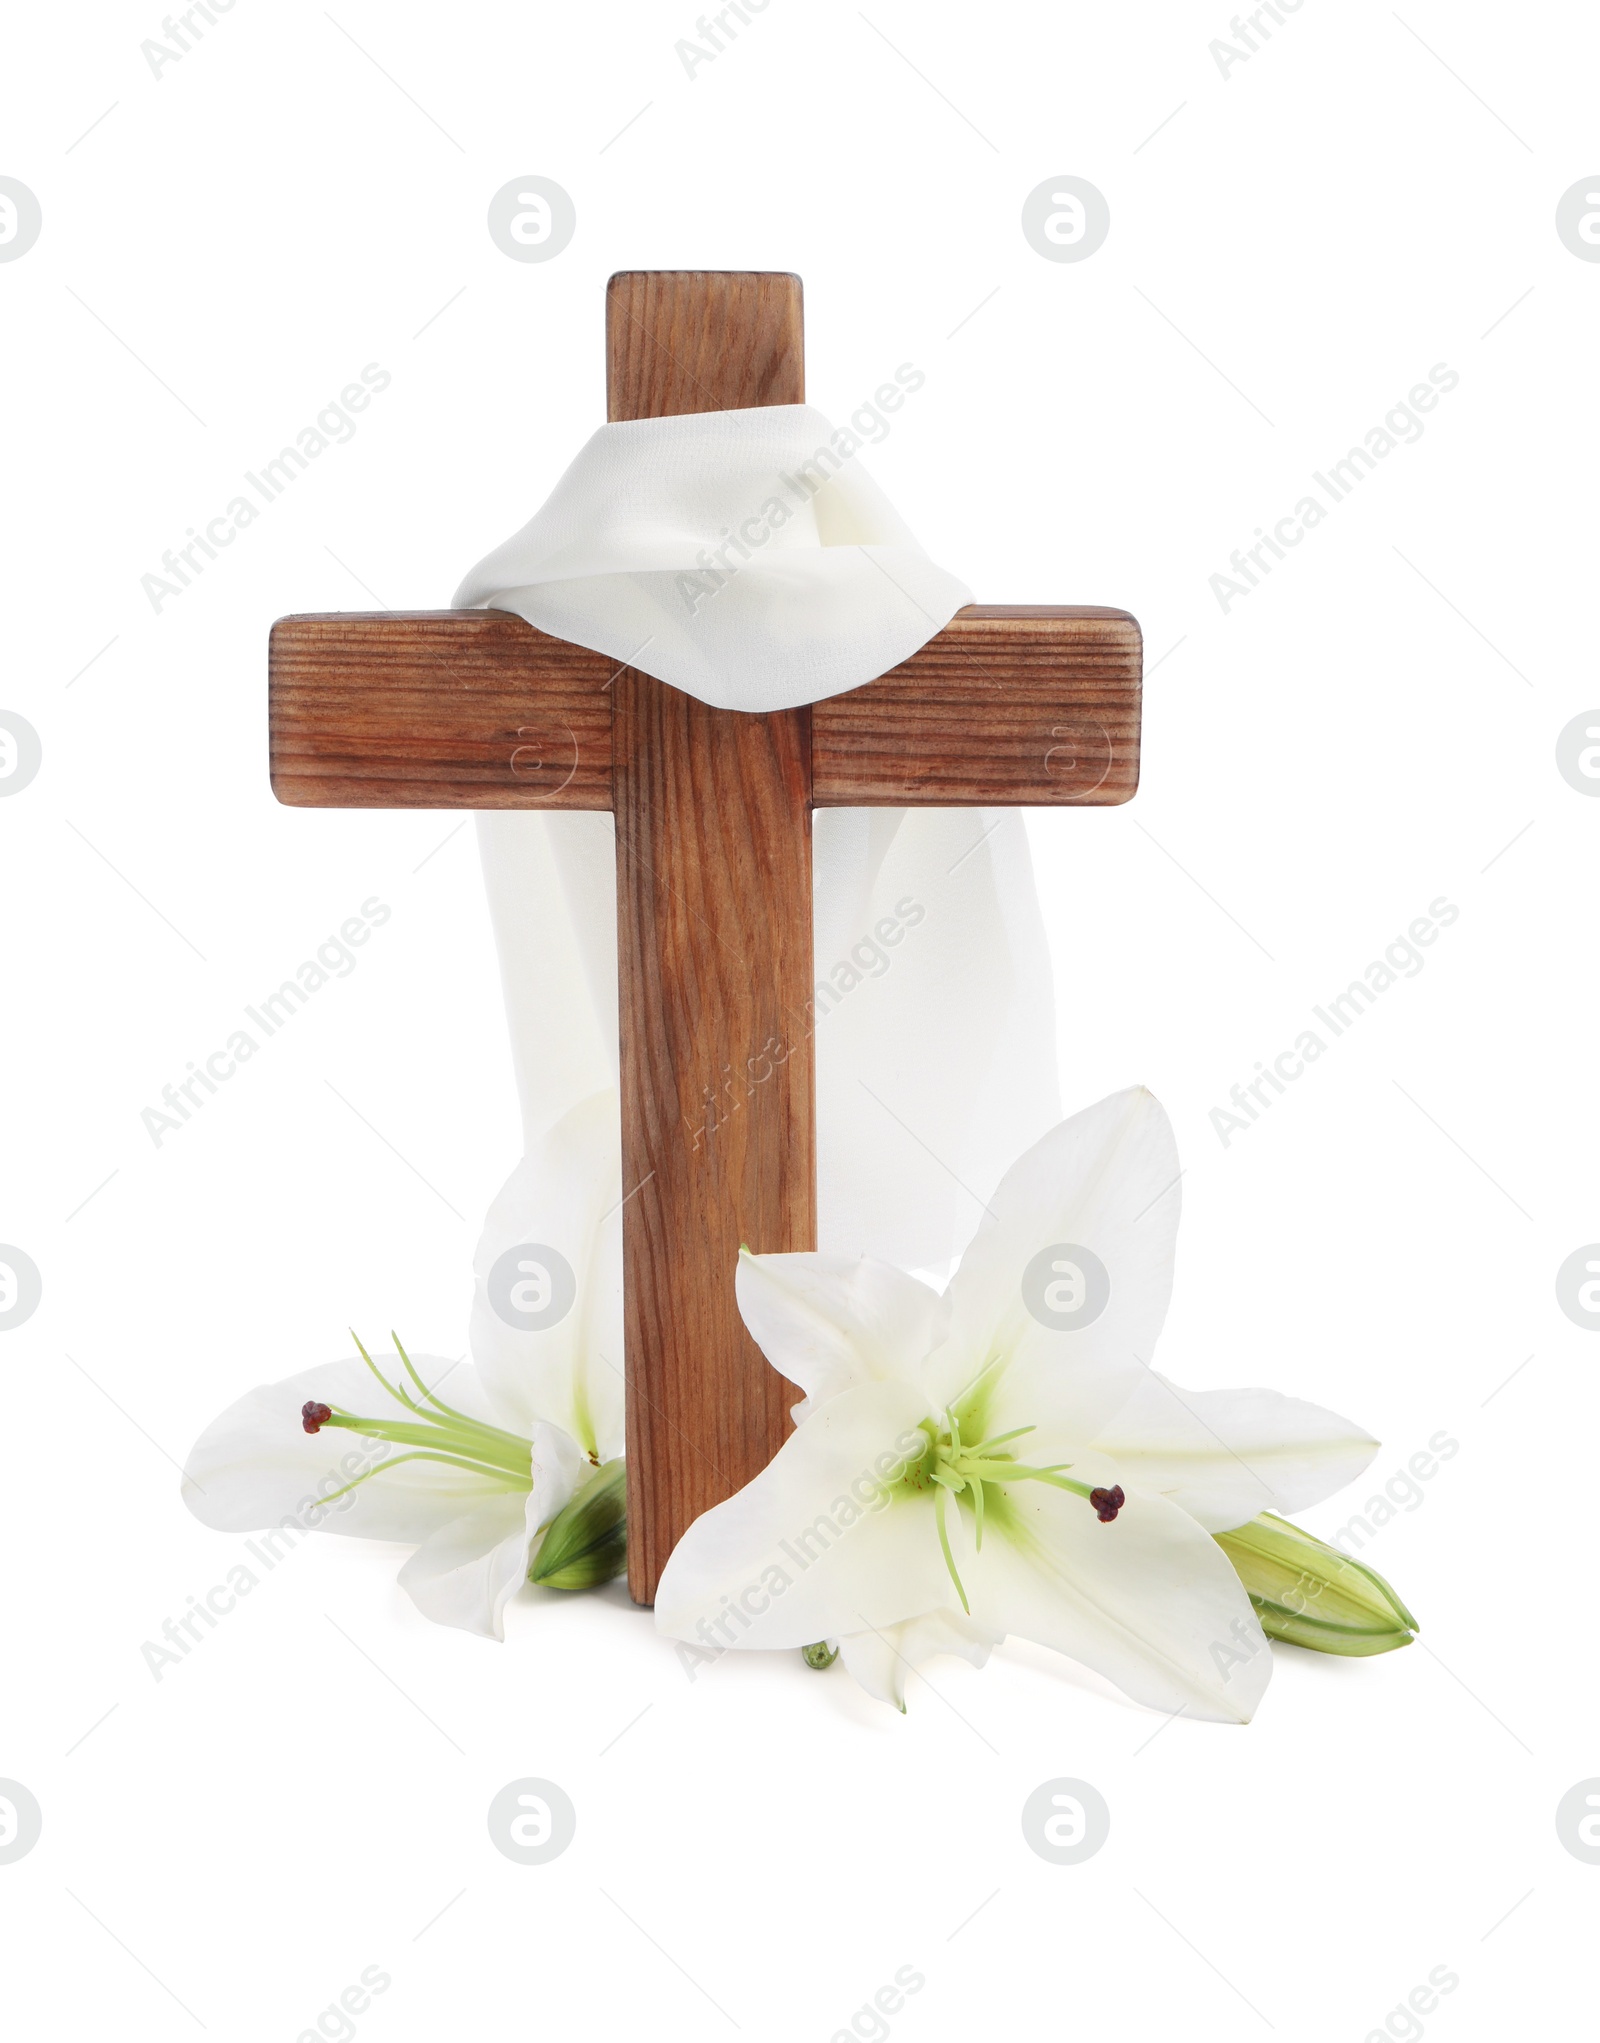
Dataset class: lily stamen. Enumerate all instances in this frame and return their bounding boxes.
[354,1332,534,1458]
[902,1400,1130,1606]
[313,1448,531,1511]
[300,1334,538,1507]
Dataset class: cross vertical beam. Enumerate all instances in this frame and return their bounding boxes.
[607,272,813,1604]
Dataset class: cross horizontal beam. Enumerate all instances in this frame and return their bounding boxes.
[268,604,1142,810]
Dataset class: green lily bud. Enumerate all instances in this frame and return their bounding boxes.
[529,1459,627,1591]
[1214,1511,1418,1657]
[801,1640,838,1671]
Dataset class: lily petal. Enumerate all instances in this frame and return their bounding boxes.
[837,1610,1001,1710]
[735,1251,947,1419]
[396,1494,534,1639]
[181,1354,510,1544]
[934,1088,1181,1450]
[964,1474,1273,1722]
[1090,1372,1381,1533]
[397,1422,590,1639]
[654,1383,951,1651]
[469,1090,625,1460]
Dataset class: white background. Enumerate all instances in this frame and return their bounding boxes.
[3,1,1597,2037]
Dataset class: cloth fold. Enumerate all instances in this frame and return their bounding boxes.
[453,404,971,713]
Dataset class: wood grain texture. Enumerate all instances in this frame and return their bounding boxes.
[268,605,1140,813]
[813,606,1142,806]
[269,611,614,809]
[606,270,804,419]
[614,673,815,1603]
[609,270,811,1603]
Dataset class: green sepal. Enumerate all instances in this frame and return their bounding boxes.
[1215,1511,1418,1657]
[529,1458,627,1591]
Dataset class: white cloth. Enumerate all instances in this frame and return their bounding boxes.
[453,404,972,713]
[459,406,1060,1280]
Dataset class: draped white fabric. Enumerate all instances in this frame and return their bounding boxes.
[452,404,972,713]
[458,406,1061,1289]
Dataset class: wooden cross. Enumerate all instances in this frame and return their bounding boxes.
[269,271,1142,1604]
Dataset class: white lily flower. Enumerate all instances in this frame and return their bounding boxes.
[182,1092,625,1639]
[656,1088,1379,1721]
